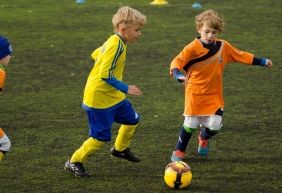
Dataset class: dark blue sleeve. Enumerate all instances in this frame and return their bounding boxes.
[102,77,128,93]
[252,57,267,66]
[172,68,185,83]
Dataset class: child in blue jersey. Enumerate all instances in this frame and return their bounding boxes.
[65,6,146,177]
[0,36,13,161]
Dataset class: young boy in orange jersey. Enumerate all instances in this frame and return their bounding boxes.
[170,10,273,161]
[64,6,146,177]
[0,36,13,161]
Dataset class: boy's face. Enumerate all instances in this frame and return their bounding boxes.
[198,23,220,44]
[0,55,11,65]
[120,23,142,43]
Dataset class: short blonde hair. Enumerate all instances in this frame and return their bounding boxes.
[112,6,147,31]
[195,9,224,32]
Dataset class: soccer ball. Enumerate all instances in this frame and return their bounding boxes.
[164,161,192,189]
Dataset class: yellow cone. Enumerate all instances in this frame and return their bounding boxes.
[150,0,168,5]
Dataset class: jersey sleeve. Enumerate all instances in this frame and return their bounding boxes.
[98,40,124,79]
[170,44,192,75]
[102,77,128,93]
[224,41,254,65]
[91,46,102,61]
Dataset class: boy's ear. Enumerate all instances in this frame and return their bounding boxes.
[120,26,127,35]
[116,23,127,35]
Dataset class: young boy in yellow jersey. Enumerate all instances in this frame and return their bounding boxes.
[65,6,146,177]
[170,10,273,161]
[0,36,13,161]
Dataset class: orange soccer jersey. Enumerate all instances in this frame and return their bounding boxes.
[0,66,6,92]
[170,38,254,116]
[0,128,5,138]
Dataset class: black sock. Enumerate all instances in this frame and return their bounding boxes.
[175,127,193,152]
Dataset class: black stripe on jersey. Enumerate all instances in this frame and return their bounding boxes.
[183,41,222,72]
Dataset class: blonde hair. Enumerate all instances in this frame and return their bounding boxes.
[195,9,224,32]
[112,6,147,31]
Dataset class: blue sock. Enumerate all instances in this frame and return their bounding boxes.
[200,127,217,140]
[175,127,193,152]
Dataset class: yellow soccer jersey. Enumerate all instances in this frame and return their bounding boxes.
[83,34,127,109]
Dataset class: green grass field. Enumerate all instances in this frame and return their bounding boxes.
[0,0,281,192]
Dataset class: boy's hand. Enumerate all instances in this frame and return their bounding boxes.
[265,59,273,68]
[171,68,187,83]
[176,75,187,83]
[128,85,142,96]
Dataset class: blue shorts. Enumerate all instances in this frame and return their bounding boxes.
[82,99,139,141]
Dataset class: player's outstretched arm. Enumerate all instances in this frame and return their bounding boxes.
[253,57,273,68]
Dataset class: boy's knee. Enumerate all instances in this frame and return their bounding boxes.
[134,112,140,124]
[183,125,197,133]
[205,127,218,136]
[127,112,140,125]
[184,116,200,129]
[208,115,222,131]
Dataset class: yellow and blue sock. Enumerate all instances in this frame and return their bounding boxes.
[114,124,138,152]
[70,137,104,163]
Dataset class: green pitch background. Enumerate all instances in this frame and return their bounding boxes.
[0,0,281,192]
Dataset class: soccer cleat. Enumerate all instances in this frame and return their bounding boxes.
[198,134,209,156]
[64,160,91,177]
[171,150,185,162]
[111,147,141,162]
